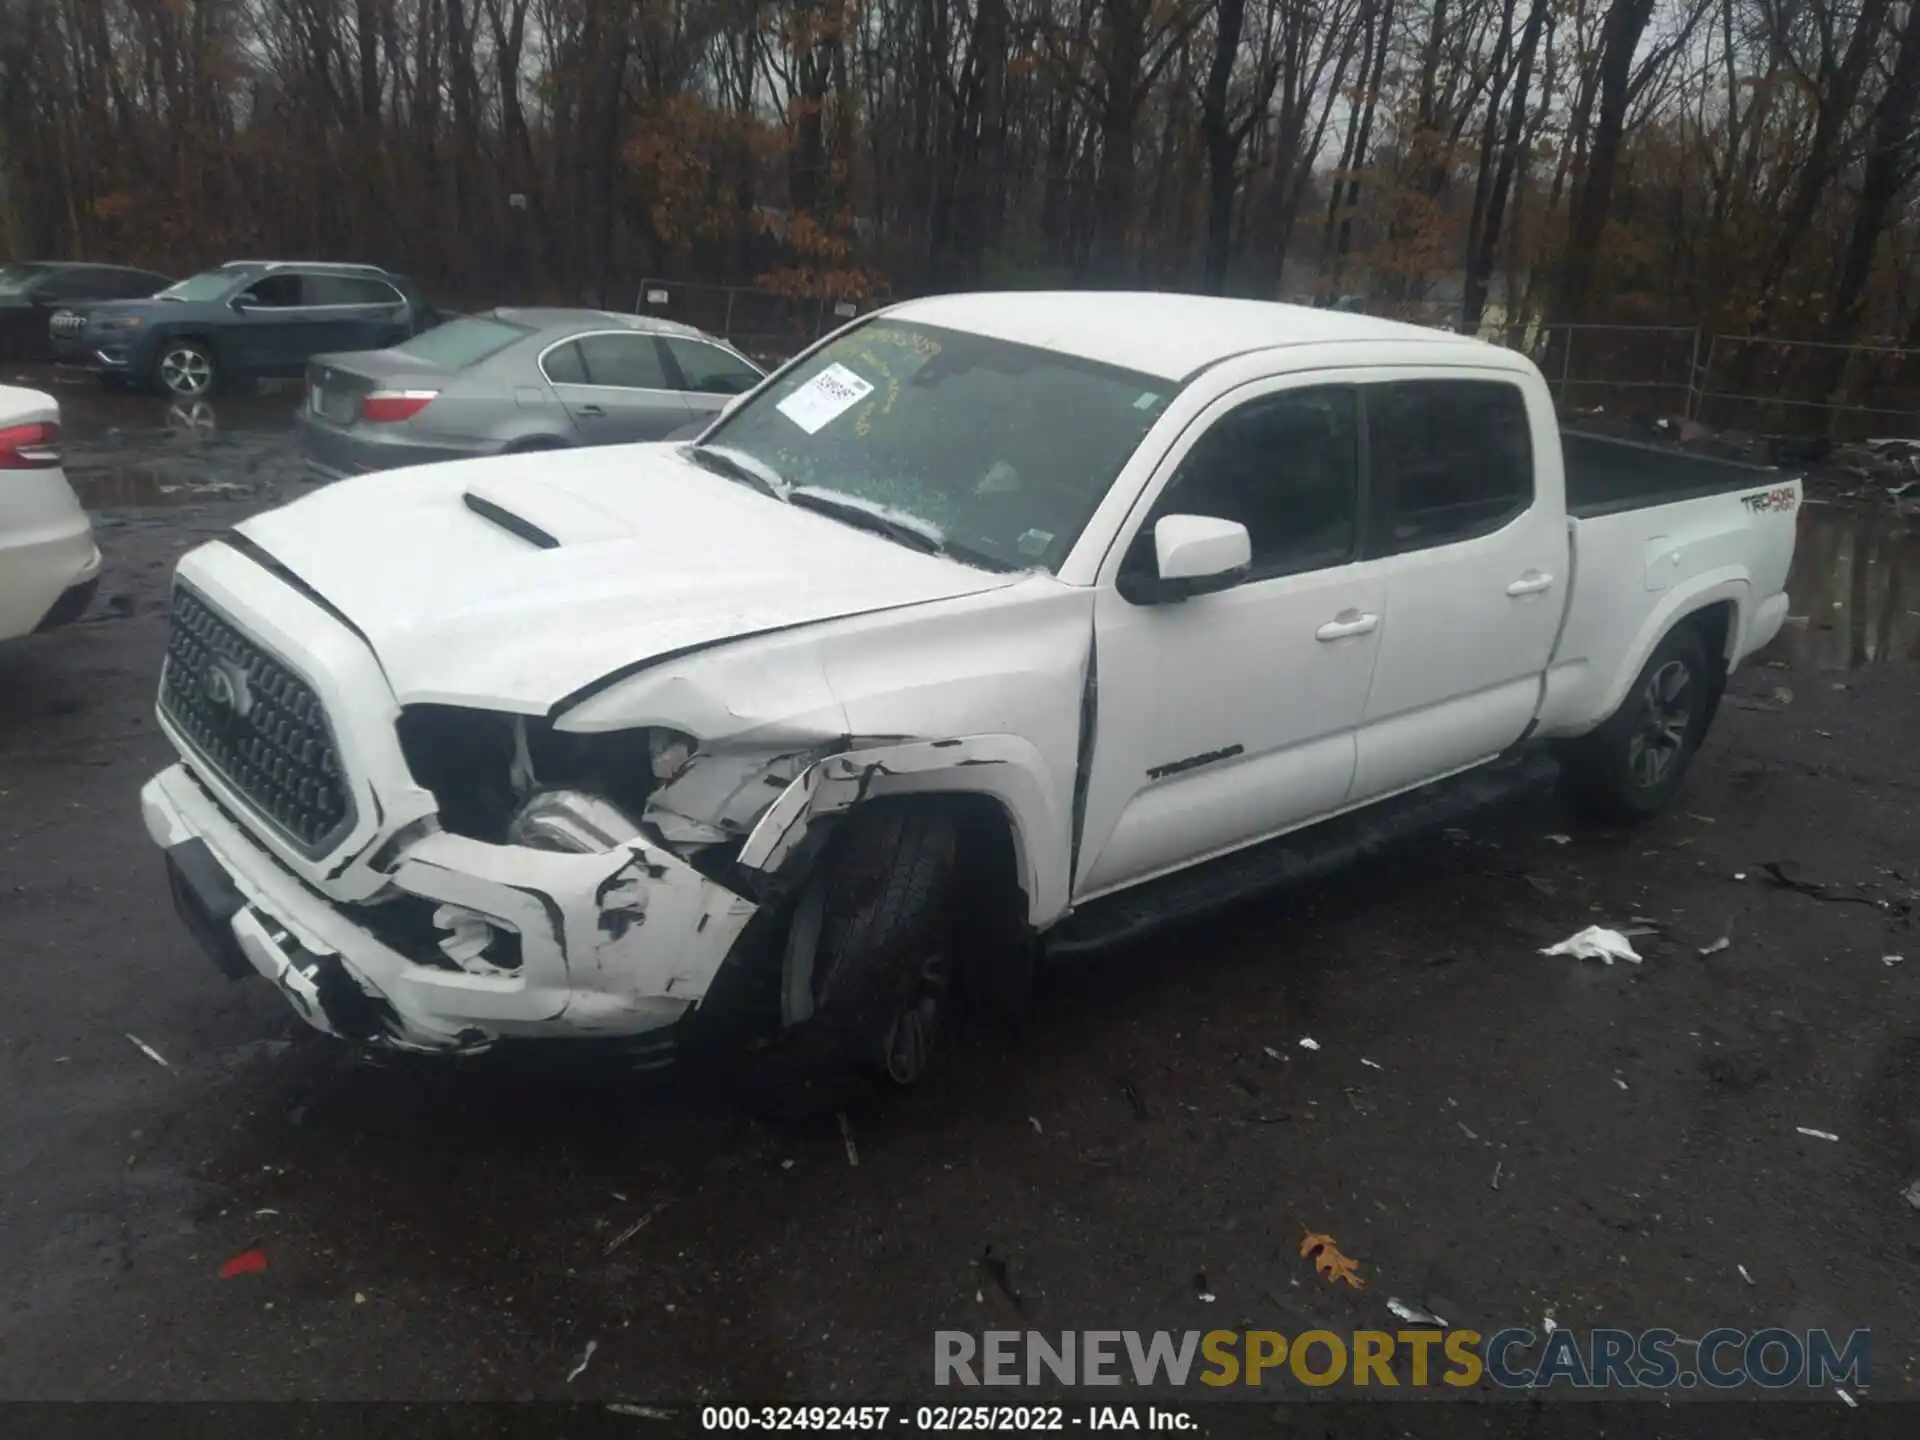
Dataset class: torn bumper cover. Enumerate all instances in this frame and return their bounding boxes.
[141,763,759,1051]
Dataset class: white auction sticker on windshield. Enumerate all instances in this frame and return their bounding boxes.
[776,363,875,434]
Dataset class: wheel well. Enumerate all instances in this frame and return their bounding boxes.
[505,436,567,454]
[1682,599,1736,725]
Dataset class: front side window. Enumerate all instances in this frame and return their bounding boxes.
[158,269,248,303]
[0,263,58,296]
[1368,379,1533,553]
[235,274,304,308]
[664,337,761,395]
[1123,386,1360,587]
[574,332,672,389]
[703,319,1175,572]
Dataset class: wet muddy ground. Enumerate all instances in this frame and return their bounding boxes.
[1,369,1916,1409]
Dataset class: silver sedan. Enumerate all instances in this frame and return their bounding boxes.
[295,307,764,479]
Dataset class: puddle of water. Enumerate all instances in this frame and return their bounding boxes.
[1761,503,1920,669]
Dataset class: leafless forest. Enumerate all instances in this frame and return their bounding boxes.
[2,0,1919,352]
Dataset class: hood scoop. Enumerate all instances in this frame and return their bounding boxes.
[458,474,642,550]
[463,490,559,549]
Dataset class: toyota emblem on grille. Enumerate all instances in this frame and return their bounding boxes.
[204,657,255,719]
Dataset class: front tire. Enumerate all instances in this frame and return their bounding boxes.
[1558,623,1714,821]
[155,341,217,399]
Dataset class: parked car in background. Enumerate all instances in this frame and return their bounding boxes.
[0,384,99,641]
[296,308,764,479]
[0,262,171,363]
[49,260,433,399]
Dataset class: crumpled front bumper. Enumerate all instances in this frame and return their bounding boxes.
[141,762,759,1052]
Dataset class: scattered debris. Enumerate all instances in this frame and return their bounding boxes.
[1837,1388,1858,1409]
[1194,1272,1216,1303]
[124,1033,170,1069]
[1795,1127,1841,1143]
[1386,1297,1446,1327]
[1885,955,1905,967]
[355,1292,367,1304]
[1360,1057,1383,1070]
[1543,1309,1559,1335]
[1298,1037,1321,1052]
[1544,834,1572,845]
[1698,935,1731,956]
[566,1339,598,1383]
[1299,1231,1365,1289]
[1524,875,1558,897]
[1771,686,1794,706]
[1759,861,1888,909]
[1902,1180,1920,1211]
[837,1111,860,1167]
[1423,952,1458,967]
[1490,1162,1502,1192]
[1120,1075,1148,1119]
[604,1199,672,1255]
[780,1159,795,1170]
[607,1405,677,1420]
[1028,1115,1043,1135]
[1737,1265,1754,1286]
[1540,926,1643,965]
[218,1249,267,1279]
[1261,1045,1284,1061]
[252,1208,280,1217]
[1613,1077,1629,1091]
[1458,1121,1480,1140]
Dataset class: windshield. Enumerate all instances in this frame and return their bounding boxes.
[390,314,530,368]
[0,264,57,296]
[157,269,245,303]
[701,319,1176,572]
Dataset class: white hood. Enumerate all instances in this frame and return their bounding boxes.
[235,444,1020,712]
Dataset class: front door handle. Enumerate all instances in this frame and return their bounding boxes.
[575,404,606,418]
[1316,610,1380,641]
[1506,572,1555,596]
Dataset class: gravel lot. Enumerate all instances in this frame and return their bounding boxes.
[2,372,1916,1412]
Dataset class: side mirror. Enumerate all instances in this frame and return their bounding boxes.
[1118,514,1252,604]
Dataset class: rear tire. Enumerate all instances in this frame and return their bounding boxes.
[1558,622,1715,822]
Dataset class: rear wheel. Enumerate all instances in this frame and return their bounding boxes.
[155,341,217,399]
[1558,623,1714,821]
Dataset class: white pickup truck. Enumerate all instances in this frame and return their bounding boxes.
[141,294,1800,1080]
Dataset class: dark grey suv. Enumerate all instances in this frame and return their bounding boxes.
[49,260,432,398]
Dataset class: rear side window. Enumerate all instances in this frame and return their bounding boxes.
[574,332,672,389]
[1367,379,1533,553]
[305,274,403,306]
[393,315,529,369]
[1125,386,1360,585]
[236,274,304,307]
[663,337,761,395]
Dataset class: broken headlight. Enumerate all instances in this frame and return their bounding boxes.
[506,790,644,854]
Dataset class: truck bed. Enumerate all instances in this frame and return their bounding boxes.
[1562,428,1789,518]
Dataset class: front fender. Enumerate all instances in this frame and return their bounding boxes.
[737,734,1069,925]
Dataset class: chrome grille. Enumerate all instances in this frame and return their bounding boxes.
[160,586,353,852]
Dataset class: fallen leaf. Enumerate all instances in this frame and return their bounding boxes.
[218,1248,268,1279]
[1300,1231,1365,1289]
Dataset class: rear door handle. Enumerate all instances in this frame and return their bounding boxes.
[1506,572,1555,596]
[1316,611,1380,641]
[575,404,606,418]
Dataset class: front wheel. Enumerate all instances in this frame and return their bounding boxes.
[1558,623,1715,821]
[155,341,218,399]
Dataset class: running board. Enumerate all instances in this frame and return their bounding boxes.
[1045,750,1560,960]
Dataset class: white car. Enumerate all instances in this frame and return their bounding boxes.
[1,385,100,642]
[139,293,1801,1081]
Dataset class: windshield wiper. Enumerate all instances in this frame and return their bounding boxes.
[683,442,788,501]
[788,486,950,555]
